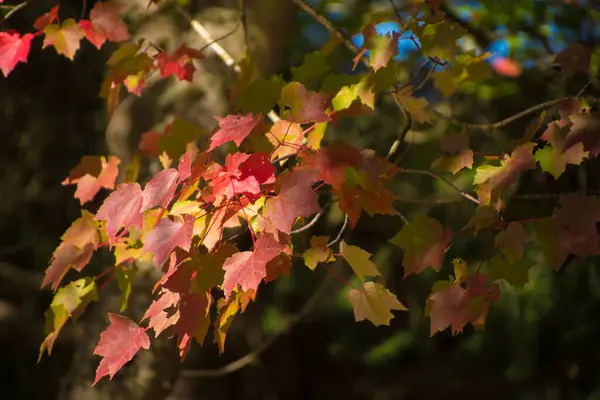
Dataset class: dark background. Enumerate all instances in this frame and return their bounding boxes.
[2,0,600,399]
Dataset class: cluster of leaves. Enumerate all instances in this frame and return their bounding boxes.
[3,0,600,386]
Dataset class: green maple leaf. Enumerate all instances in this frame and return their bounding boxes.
[157,117,204,160]
[486,255,534,288]
[235,75,286,114]
[39,278,98,360]
[390,215,452,276]
[292,50,331,89]
[465,205,500,231]
[191,244,237,294]
[535,143,587,179]
[115,266,136,312]
[495,222,531,261]
[347,282,407,326]
[340,241,380,282]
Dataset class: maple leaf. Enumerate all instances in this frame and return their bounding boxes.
[239,152,275,185]
[267,120,304,162]
[86,1,131,47]
[139,131,162,156]
[464,205,500,231]
[43,19,85,60]
[143,214,195,267]
[95,183,144,245]
[427,275,500,335]
[142,290,180,338]
[428,283,466,335]
[207,152,262,200]
[141,168,179,211]
[191,244,237,293]
[173,292,211,359]
[535,194,600,270]
[494,222,531,261]
[115,266,136,312]
[33,5,60,30]
[430,149,474,175]
[535,143,587,179]
[279,82,332,123]
[214,295,240,353]
[222,232,285,299]
[93,313,150,385]
[473,143,536,190]
[42,211,99,290]
[441,128,469,155]
[62,155,120,205]
[562,112,600,157]
[157,116,204,160]
[394,86,431,124]
[155,44,203,82]
[347,282,407,326]
[208,113,262,151]
[0,31,34,77]
[354,22,400,71]
[486,255,534,288]
[303,236,335,270]
[265,254,292,282]
[390,214,452,276]
[39,278,98,360]
[554,42,592,78]
[299,142,398,227]
[340,241,380,282]
[261,170,322,234]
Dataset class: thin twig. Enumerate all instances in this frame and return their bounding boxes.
[393,207,409,224]
[432,97,571,133]
[327,214,349,247]
[291,0,359,54]
[577,64,600,97]
[290,213,322,234]
[180,273,333,378]
[0,0,32,24]
[399,169,480,204]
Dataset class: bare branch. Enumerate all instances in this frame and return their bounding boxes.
[328,214,349,247]
[0,1,32,24]
[393,207,409,224]
[399,169,480,205]
[290,213,322,234]
[432,97,571,133]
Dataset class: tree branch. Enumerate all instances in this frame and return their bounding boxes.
[290,213,322,234]
[327,214,349,247]
[399,169,480,204]
[432,97,571,133]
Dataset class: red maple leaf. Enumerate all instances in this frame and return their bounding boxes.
[141,168,180,211]
[155,44,203,82]
[222,233,285,299]
[93,313,150,385]
[262,170,322,234]
[0,31,34,77]
[62,155,120,205]
[208,113,262,151]
[33,5,60,30]
[42,242,95,291]
[84,1,131,49]
[239,152,275,185]
[138,131,162,156]
[143,214,195,267]
[95,183,144,245]
[178,149,195,181]
[207,152,261,199]
[142,290,180,337]
[173,292,211,359]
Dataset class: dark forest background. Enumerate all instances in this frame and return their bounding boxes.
[2,0,600,399]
